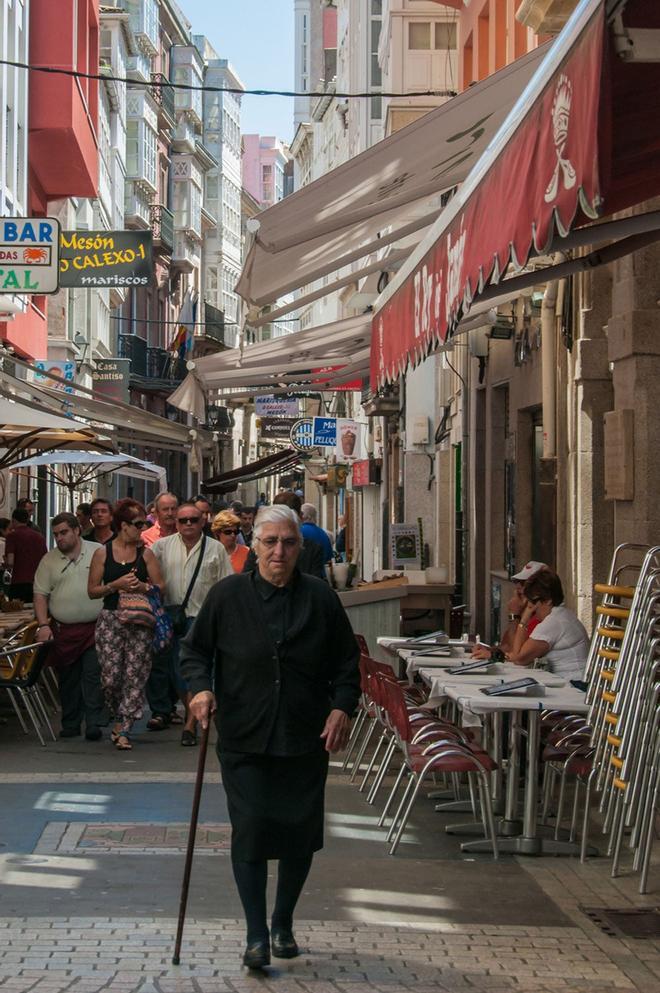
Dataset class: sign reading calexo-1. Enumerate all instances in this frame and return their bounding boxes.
[59,231,153,287]
[0,217,60,293]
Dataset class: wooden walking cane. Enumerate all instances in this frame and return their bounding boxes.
[172,719,211,965]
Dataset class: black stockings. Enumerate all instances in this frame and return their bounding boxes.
[231,853,314,943]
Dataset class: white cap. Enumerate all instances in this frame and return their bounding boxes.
[511,561,547,582]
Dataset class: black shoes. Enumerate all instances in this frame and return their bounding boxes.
[271,929,300,959]
[242,940,271,970]
[85,727,102,742]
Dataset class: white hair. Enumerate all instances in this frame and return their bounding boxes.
[300,502,317,522]
[253,505,302,540]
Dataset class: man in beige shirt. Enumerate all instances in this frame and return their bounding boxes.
[150,502,231,744]
[33,512,105,740]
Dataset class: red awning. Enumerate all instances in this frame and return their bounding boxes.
[371,0,660,387]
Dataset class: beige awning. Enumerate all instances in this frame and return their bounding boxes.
[169,314,372,415]
[236,44,547,313]
[0,392,111,470]
[3,362,206,452]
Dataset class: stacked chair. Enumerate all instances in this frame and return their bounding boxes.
[539,544,660,891]
[0,620,56,746]
[346,635,499,858]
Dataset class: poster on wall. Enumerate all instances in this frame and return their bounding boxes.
[31,360,75,394]
[335,418,363,461]
[390,522,422,569]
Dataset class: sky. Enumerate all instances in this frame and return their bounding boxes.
[177,0,295,143]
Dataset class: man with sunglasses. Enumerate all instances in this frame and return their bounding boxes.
[151,502,231,744]
[33,512,106,740]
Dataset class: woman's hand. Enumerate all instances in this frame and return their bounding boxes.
[320,709,351,753]
[113,573,141,592]
[189,691,216,729]
[471,644,492,660]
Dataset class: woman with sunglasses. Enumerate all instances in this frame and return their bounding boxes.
[211,510,249,573]
[505,570,589,679]
[88,498,165,750]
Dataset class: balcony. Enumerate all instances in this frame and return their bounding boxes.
[171,117,197,154]
[150,203,174,253]
[150,72,176,127]
[171,232,197,273]
[147,346,186,385]
[196,301,235,350]
[118,333,148,378]
[125,188,153,229]
[126,0,159,57]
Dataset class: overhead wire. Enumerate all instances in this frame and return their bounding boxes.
[0,57,456,99]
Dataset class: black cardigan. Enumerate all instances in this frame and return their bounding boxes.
[180,570,360,753]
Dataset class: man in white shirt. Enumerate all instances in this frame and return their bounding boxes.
[33,513,105,740]
[151,502,231,744]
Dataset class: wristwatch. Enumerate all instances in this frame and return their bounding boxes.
[508,613,521,621]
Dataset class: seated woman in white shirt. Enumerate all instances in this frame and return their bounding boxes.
[506,570,589,680]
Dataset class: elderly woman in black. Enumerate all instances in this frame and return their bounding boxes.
[181,505,360,970]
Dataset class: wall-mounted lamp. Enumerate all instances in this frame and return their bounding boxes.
[74,332,89,370]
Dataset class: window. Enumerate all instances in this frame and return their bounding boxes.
[369,3,382,122]
[435,21,457,50]
[409,22,431,50]
[409,21,457,51]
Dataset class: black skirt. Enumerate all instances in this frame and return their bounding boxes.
[218,747,329,861]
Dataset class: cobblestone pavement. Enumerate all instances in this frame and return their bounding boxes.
[0,724,657,993]
[0,916,653,993]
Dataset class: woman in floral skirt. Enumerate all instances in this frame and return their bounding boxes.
[88,498,165,750]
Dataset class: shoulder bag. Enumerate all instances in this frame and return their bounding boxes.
[170,535,207,636]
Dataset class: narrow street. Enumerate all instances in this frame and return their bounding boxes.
[0,720,657,993]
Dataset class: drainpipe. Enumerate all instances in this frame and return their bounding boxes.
[541,272,562,460]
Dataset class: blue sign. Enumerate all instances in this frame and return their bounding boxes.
[289,418,316,452]
[312,416,337,447]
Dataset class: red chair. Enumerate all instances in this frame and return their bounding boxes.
[379,677,499,857]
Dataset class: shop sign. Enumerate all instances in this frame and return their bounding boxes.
[92,358,130,404]
[351,460,371,487]
[255,395,299,417]
[59,230,152,288]
[312,416,337,447]
[32,359,75,393]
[289,418,316,452]
[0,217,60,293]
[259,416,298,440]
[335,418,362,460]
[390,522,422,569]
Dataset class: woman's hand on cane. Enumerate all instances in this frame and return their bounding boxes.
[189,691,216,730]
[320,709,351,753]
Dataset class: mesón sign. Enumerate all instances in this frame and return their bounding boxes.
[59,230,153,287]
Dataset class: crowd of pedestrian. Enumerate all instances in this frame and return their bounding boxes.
[1,489,340,752]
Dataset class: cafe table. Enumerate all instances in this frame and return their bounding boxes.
[439,680,590,856]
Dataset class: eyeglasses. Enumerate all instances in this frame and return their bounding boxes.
[256,536,299,549]
[131,519,147,528]
[219,528,239,535]
[178,516,202,525]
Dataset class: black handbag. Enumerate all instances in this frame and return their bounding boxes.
[170,535,207,637]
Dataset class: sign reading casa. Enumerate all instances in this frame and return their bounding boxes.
[0,217,60,293]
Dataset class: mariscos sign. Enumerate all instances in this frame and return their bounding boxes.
[59,231,153,287]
